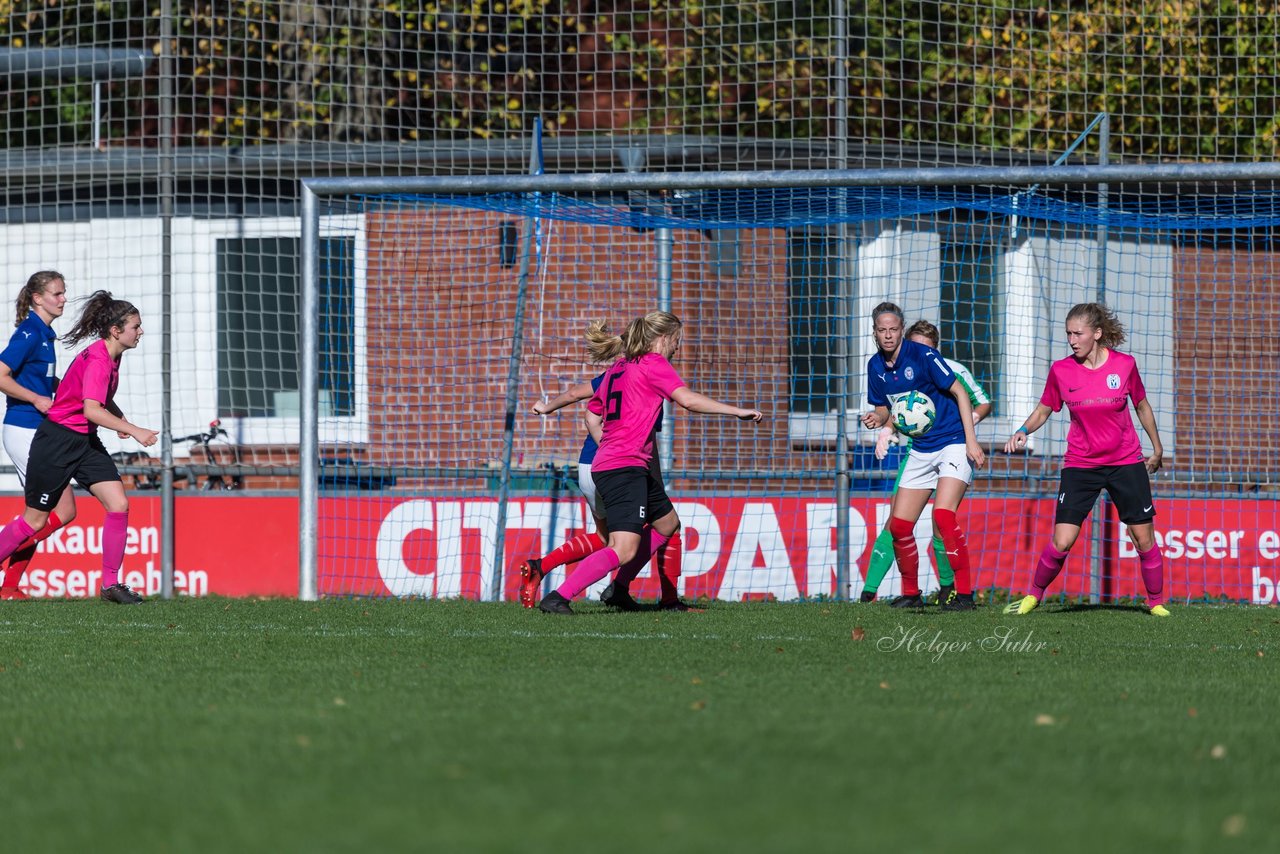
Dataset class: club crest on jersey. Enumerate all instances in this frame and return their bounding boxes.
[904,366,914,381]
[1107,373,1120,390]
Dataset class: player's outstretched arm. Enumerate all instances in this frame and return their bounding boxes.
[670,387,762,421]
[1004,404,1053,454]
[85,399,158,447]
[532,381,595,416]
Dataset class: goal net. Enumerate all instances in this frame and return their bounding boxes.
[306,175,1280,605]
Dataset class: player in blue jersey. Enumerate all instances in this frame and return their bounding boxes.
[860,302,986,611]
[0,272,78,599]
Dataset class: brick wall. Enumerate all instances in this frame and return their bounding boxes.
[227,215,1280,496]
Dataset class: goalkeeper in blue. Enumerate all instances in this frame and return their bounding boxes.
[860,319,992,605]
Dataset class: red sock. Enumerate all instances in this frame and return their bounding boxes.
[541,532,606,572]
[1,511,62,590]
[889,516,920,597]
[656,530,683,603]
[932,508,971,595]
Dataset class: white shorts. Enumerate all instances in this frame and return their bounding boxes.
[578,464,607,519]
[898,443,973,491]
[2,423,36,484]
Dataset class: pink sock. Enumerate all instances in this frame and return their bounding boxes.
[1137,544,1165,607]
[0,517,36,565]
[614,529,672,586]
[1,510,63,589]
[101,512,128,589]
[556,548,620,599]
[1031,544,1069,598]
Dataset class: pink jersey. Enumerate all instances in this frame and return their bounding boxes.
[587,352,685,473]
[1041,349,1146,468]
[47,340,120,434]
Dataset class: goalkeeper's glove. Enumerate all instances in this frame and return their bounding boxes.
[874,426,902,460]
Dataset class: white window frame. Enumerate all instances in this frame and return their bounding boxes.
[179,214,368,447]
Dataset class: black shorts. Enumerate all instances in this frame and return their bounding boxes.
[1054,462,1155,527]
[24,420,121,511]
[592,465,675,535]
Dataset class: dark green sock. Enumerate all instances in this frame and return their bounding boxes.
[863,527,896,595]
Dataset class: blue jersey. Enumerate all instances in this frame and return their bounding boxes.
[0,313,57,429]
[578,371,663,465]
[578,374,607,465]
[867,338,966,453]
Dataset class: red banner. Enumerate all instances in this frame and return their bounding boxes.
[315,495,1267,603]
[5,496,297,599]
[6,495,1276,603]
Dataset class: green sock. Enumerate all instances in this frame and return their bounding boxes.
[932,534,954,586]
[863,526,896,595]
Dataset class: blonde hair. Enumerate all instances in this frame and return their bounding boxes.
[1066,302,1126,349]
[585,311,682,362]
[16,270,64,327]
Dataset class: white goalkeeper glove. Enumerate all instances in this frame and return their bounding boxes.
[874,426,903,460]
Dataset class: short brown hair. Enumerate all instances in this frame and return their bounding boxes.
[905,320,940,347]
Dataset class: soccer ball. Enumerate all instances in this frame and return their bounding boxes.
[890,391,936,438]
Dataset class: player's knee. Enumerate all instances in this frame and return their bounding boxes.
[888,515,915,542]
[1129,531,1156,552]
[653,510,680,537]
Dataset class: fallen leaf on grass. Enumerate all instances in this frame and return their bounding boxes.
[1210,744,1227,759]
[1034,714,1056,726]
[852,626,866,641]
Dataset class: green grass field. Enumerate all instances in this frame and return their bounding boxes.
[1,596,1276,853]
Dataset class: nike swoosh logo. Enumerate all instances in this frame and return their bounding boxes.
[1143,505,1153,512]
[1069,386,1083,392]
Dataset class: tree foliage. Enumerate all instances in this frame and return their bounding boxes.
[2,0,1278,159]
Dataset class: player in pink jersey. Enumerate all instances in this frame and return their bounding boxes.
[1002,303,1169,617]
[537,311,762,615]
[0,291,158,604]
[518,321,690,610]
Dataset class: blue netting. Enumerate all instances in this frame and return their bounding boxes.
[369,186,1280,233]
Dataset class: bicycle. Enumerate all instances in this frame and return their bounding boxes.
[111,419,243,491]
[173,419,243,491]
